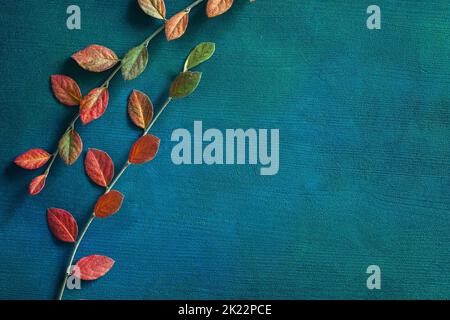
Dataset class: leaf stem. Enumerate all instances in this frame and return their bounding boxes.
[69,114,80,129]
[106,161,131,193]
[186,0,205,12]
[144,24,166,48]
[44,153,58,176]
[143,97,173,136]
[102,63,123,88]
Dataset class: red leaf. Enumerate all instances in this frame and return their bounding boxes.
[15,149,51,170]
[51,75,82,106]
[29,175,46,196]
[85,149,115,187]
[74,255,115,280]
[80,87,109,125]
[206,0,234,18]
[128,134,160,164]
[72,45,119,72]
[94,190,124,218]
[47,208,78,243]
[128,90,154,129]
[165,11,189,41]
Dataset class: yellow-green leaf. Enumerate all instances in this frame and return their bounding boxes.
[169,71,202,98]
[121,44,149,81]
[58,129,83,165]
[184,42,216,71]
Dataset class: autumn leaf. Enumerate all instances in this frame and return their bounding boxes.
[128,90,154,129]
[94,190,124,218]
[169,71,202,98]
[59,129,83,165]
[29,175,47,196]
[72,45,119,72]
[85,149,115,187]
[47,208,78,243]
[128,134,160,164]
[51,75,82,106]
[206,0,234,18]
[121,44,149,81]
[80,87,109,125]
[15,149,51,170]
[184,42,216,71]
[165,11,189,41]
[138,0,166,20]
[74,255,115,280]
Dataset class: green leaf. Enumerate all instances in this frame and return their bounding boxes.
[58,129,83,165]
[169,71,202,99]
[121,44,149,81]
[184,42,216,71]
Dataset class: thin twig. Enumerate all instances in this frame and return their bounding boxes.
[144,24,166,48]
[102,64,123,88]
[144,97,173,136]
[106,161,131,193]
[56,214,95,300]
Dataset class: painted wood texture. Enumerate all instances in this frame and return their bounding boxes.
[0,0,449,299]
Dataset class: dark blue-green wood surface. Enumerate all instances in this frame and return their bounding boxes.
[0,0,449,299]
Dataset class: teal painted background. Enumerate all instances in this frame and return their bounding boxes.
[0,0,449,299]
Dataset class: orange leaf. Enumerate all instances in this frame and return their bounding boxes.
[51,75,82,106]
[128,90,154,129]
[29,175,46,196]
[128,134,160,164]
[165,11,189,41]
[80,87,109,125]
[74,255,115,280]
[94,190,124,218]
[72,45,119,72]
[47,208,78,243]
[206,0,234,18]
[15,149,51,170]
[85,149,115,187]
